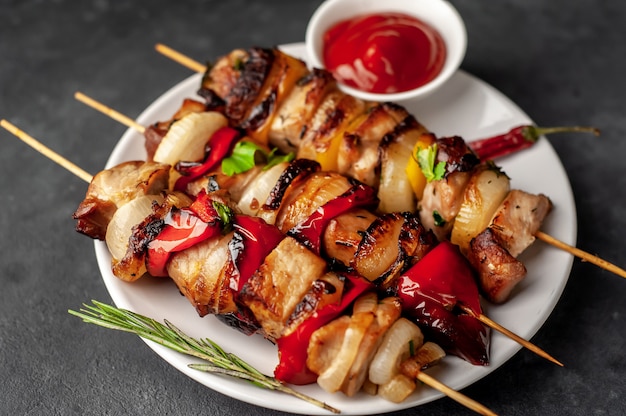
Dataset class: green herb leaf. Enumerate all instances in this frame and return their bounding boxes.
[68,301,340,414]
[416,143,446,182]
[212,201,235,233]
[265,148,295,170]
[221,141,295,176]
[221,141,262,176]
[433,210,446,227]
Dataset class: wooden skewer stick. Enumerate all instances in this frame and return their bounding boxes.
[458,304,563,367]
[1,119,93,183]
[536,231,626,279]
[155,43,207,73]
[416,372,498,416]
[74,92,145,134]
[75,91,144,132]
[73,92,562,368]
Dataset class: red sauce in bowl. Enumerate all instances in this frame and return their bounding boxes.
[322,12,446,94]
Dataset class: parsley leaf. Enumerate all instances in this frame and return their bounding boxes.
[212,200,235,233]
[265,148,295,169]
[433,210,446,227]
[221,141,294,176]
[416,143,446,182]
[221,141,260,176]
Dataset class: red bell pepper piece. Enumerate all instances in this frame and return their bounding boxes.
[174,126,241,191]
[188,189,224,223]
[146,191,231,277]
[230,215,285,292]
[396,241,490,365]
[146,207,222,277]
[274,273,373,385]
[288,182,379,255]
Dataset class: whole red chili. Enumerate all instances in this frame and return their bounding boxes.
[469,125,599,161]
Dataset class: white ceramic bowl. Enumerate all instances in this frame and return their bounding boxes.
[305,0,467,102]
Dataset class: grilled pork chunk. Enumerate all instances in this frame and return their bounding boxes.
[268,68,338,154]
[239,236,344,341]
[489,189,552,257]
[168,231,238,316]
[467,190,552,303]
[467,227,527,303]
[73,160,170,240]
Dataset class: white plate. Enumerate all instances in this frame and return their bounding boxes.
[96,43,575,415]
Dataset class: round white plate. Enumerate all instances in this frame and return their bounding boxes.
[96,43,575,415]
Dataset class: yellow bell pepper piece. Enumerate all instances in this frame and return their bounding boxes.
[316,112,369,172]
[405,133,436,200]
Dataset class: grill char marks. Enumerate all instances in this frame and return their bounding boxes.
[224,47,275,125]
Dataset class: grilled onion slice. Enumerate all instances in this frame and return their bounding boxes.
[237,162,289,218]
[153,111,228,166]
[368,317,423,386]
[451,164,510,254]
[105,194,165,262]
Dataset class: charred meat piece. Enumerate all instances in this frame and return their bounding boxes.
[269,68,338,154]
[73,161,170,240]
[489,189,553,257]
[338,103,416,189]
[168,231,238,316]
[467,227,527,304]
[239,236,343,341]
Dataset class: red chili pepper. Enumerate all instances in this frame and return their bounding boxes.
[469,125,600,161]
[174,126,241,191]
[146,207,222,277]
[231,215,285,292]
[274,273,373,385]
[287,182,379,255]
[396,241,490,365]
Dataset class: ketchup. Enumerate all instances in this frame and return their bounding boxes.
[322,12,446,94]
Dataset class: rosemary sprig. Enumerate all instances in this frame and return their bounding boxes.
[68,300,340,414]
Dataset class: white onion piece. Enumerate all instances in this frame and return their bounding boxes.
[237,162,289,219]
[378,132,418,213]
[351,292,378,315]
[368,317,423,385]
[451,166,510,254]
[377,373,416,403]
[307,316,350,378]
[105,194,164,261]
[153,111,228,166]
[316,311,374,393]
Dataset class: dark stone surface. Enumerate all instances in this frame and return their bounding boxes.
[1,0,624,415]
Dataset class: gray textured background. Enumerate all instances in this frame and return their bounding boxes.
[1,1,624,415]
